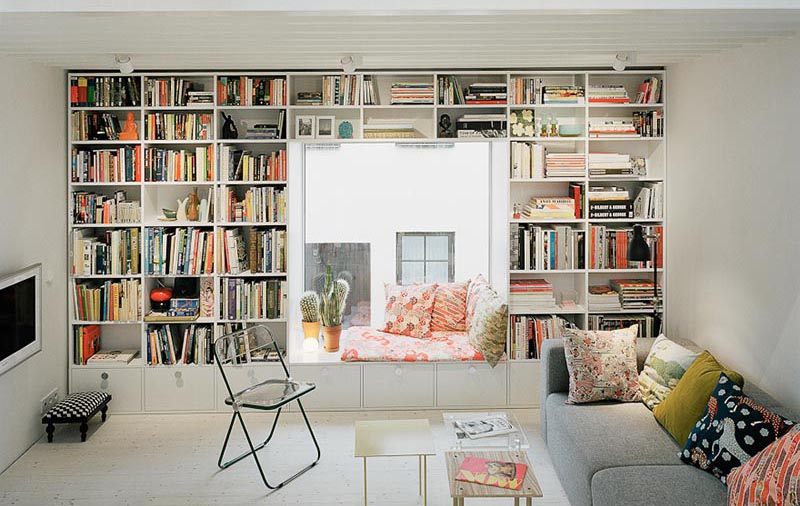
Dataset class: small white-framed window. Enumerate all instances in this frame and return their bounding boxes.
[396,232,455,284]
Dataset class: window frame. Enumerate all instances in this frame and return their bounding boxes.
[395,231,455,284]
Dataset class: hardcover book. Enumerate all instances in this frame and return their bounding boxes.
[455,456,527,491]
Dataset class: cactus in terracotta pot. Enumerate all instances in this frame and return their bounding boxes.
[319,265,349,351]
[300,291,321,340]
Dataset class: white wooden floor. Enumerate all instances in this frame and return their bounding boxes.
[0,409,569,506]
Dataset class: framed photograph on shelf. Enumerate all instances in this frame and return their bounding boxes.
[296,115,315,139]
[316,116,335,139]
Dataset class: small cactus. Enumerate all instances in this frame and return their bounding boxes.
[299,291,320,323]
[320,265,349,327]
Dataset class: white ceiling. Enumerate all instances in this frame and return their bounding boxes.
[1,6,799,70]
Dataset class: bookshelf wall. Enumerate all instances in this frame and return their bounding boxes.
[66,69,666,412]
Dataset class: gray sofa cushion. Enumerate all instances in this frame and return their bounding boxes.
[591,465,727,506]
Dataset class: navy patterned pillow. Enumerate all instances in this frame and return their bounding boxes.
[679,372,795,483]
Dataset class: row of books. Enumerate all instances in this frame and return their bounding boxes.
[221,278,287,321]
[545,153,586,177]
[588,85,630,104]
[241,111,286,139]
[144,113,212,141]
[72,111,123,141]
[72,229,139,276]
[222,186,286,223]
[296,91,322,106]
[144,146,214,182]
[589,225,663,269]
[586,184,663,219]
[72,191,140,224]
[322,75,360,106]
[633,183,664,220]
[509,224,585,271]
[146,77,212,107]
[589,314,659,337]
[218,76,286,106]
[510,315,572,360]
[144,227,215,276]
[73,325,138,365]
[634,77,662,104]
[509,77,542,105]
[632,110,664,137]
[508,279,556,313]
[588,153,647,178]
[221,228,287,274]
[146,324,214,365]
[542,86,585,105]
[361,76,377,105]
[437,75,465,105]
[71,146,141,183]
[70,76,140,107]
[390,82,434,105]
[220,147,287,182]
[464,83,507,104]
[610,278,662,310]
[589,120,638,138]
[73,279,141,322]
[510,142,545,179]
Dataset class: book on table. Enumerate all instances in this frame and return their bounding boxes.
[455,415,516,440]
[455,456,528,491]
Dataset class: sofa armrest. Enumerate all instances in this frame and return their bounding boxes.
[540,338,569,444]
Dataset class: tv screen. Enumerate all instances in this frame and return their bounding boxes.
[0,264,41,374]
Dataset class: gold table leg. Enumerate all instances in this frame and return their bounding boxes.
[423,455,427,506]
[363,457,367,506]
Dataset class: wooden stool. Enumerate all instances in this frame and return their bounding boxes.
[42,392,111,442]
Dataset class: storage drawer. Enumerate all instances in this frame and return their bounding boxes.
[290,364,362,410]
[509,361,540,407]
[363,363,434,408]
[71,367,143,413]
[215,364,283,411]
[436,362,507,408]
[144,366,216,412]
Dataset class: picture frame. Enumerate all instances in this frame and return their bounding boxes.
[295,115,315,139]
[316,116,335,139]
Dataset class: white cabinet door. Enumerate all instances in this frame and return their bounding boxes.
[436,362,507,408]
[144,366,216,412]
[509,361,540,407]
[71,367,143,413]
[214,364,284,412]
[290,364,362,410]
[363,363,435,408]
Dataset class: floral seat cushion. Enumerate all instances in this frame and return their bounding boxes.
[341,326,484,362]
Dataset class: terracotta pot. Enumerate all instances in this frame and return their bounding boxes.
[322,325,342,352]
[302,321,321,339]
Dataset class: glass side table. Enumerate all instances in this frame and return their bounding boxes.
[442,411,530,450]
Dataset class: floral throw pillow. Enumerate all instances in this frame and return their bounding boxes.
[467,286,508,367]
[680,372,795,484]
[728,424,800,505]
[562,325,641,404]
[465,274,489,329]
[430,281,469,332]
[382,283,438,339]
[639,335,700,410]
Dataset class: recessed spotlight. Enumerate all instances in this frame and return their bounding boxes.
[612,52,636,72]
[114,54,134,74]
[340,55,356,73]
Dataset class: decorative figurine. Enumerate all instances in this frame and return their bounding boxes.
[221,112,238,139]
[513,203,521,219]
[186,188,200,221]
[438,114,453,138]
[540,116,549,137]
[176,197,188,222]
[118,112,139,141]
[338,120,354,139]
[550,116,559,137]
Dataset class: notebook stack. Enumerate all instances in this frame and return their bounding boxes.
[390,82,434,105]
[610,279,662,310]
[545,153,586,177]
[588,285,623,311]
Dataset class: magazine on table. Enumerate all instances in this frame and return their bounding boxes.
[454,415,516,440]
[455,456,527,490]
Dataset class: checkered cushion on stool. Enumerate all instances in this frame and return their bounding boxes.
[43,392,111,422]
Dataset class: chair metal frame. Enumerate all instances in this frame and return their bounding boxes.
[213,326,321,490]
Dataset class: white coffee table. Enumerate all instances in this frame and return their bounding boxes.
[354,419,436,506]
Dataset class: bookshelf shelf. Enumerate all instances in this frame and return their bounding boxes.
[510,218,583,224]
[219,139,287,144]
[71,274,142,279]
[217,222,287,227]
[589,137,664,141]
[221,180,287,186]
[510,269,585,275]
[218,272,287,278]
[143,140,215,145]
[71,320,142,325]
[588,103,664,108]
[588,268,664,273]
[510,178,585,183]
[142,182,216,186]
[71,223,141,228]
[511,137,587,142]
[589,218,663,223]
[510,104,583,109]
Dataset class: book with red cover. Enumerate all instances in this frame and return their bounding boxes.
[455,456,527,490]
[81,325,101,365]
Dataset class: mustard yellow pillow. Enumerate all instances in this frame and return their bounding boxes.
[653,350,743,444]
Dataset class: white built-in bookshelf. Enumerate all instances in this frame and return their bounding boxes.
[66,69,666,412]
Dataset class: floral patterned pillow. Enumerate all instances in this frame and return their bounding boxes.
[465,274,489,329]
[562,325,641,404]
[467,286,508,367]
[728,424,800,505]
[430,281,469,332]
[382,283,438,338]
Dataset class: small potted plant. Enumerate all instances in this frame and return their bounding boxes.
[319,265,350,352]
[300,291,321,351]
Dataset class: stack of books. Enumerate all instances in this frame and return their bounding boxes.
[464,83,507,104]
[590,314,658,338]
[509,224,585,271]
[72,229,139,276]
[363,122,419,139]
[437,75,464,105]
[296,92,322,106]
[322,75,360,106]
[390,82,434,105]
[633,183,664,219]
[589,153,646,178]
[589,225,663,269]
[186,91,214,105]
[633,111,664,137]
[588,85,630,104]
[523,196,575,220]
[542,86,584,105]
[509,279,557,313]
[509,77,542,105]
[588,186,633,219]
[456,114,507,138]
[634,77,662,104]
[545,153,586,177]
[510,315,571,359]
[588,285,623,311]
[147,324,213,365]
[589,120,639,138]
[610,279,662,310]
[510,142,545,179]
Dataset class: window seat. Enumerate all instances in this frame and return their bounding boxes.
[340,326,484,362]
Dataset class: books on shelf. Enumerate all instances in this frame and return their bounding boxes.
[455,456,527,491]
[390,82,434,105]
[509,224,585,271]
[456,114,507,138]
[633,182,664,219]
[588,153,647,178]
[223,185,286,223]
[437,75,464,105]
[146,324,213,365]
[71,146,141,183]
[509,77,542,105]
[588,85,630,104]
[144,112,212,141]
[363,122,419,139]
[632,110,664,137]
[361,75,377,105]
[221,278,287,320]
[610,278,662,310]
[454,415,516,440]
[144,227,215,276]
[72,111,123,141]
[589,314,658,337]
[588,285,623,311]
[588,185,632,218]
[144,146,214,182]
[589,120,639,138]
[464,83,507,104]
[218,76,286,106]
[510,314,572,360]
[545,153,586,178]
[542,86,584,105]
[87,349,138,364]
[249,228,287,274]
[510,142,545,180]
[321,74,360,106]
[72,190,140,224]
[70,76,140,107]
[589,225,663,269]
[220,146,286,182]
[296,91,322,106]
[73,279,141,322]
[522,196,575,220]
[72,229,139,276]
[146,77,212,107]
[634,77,662,104]
[241,114,286,139]
[509,279,557,313]
[73,325,100,365]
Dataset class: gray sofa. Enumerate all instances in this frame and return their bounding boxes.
[540,338,797,506]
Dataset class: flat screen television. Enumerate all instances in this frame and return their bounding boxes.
[0,264,42,375]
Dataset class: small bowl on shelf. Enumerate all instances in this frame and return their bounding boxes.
[558,124,583,137]
[161,208,177,221]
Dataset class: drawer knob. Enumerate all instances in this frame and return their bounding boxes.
[100,372,109,380]
[321,367,329,376]
[395,366,403,377]
[174,371,182,379]
[468,366,477,375]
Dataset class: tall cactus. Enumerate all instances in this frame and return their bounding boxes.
[299,291,320,323]
[320,265,349,327]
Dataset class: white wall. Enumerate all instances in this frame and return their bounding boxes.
[0,57,66,472]
[667,36,800,413]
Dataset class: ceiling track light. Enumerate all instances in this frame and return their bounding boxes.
[115,54,134,74]
[612,52,637,72]
[340,55,357,74]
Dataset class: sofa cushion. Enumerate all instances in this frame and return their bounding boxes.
[680,373,795,484]
[563,325,641,404]
[382,283,437,338]
[639,335,700,410]
[654,350,743,445]
[430,281,469,332]
[592,465,727,506]
[467,285,508,367]
[465,274,489,329]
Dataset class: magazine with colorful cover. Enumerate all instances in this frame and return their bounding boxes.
[455,456,527,490]
[455,415,515,440]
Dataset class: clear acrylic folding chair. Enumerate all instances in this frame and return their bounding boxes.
[213,325,321,490]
